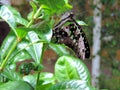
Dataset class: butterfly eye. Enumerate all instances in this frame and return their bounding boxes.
[53,12,90,60]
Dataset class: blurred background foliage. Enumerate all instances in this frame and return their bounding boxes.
[1,0,120,89]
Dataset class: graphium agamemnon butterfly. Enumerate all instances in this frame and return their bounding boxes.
[52,12,90,60]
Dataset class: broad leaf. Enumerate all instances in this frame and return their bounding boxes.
[35,0,72,15]
[23,72,55,89]
[26,31,43,65]
[49,80,95,90]
[4,41,31,64]
[1,67,22,81]
[0,5,17,36]
[12,50,31,63]
[36,72,55,90]
[5,6,28,26]
[31,21,53,42]
[17,39,43,66]
[0,32,17,62]
[49,44,70,56]
[39,72,55,85]
[0,5,28,36]
[55,56,91,83]
[77,20,88,26]
[0,81,33,90]
[36,28,52,43]
[16,28,28,40]
[23,74,37,88]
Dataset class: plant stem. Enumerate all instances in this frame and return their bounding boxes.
[0,39,18,72]
[35,71,41,90]
[26,19,34,27]
[33,6,41,19]
[26,6,41,27]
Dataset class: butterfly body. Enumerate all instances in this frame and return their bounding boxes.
[53,12,90,60]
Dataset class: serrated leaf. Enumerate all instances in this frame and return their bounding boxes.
[55,56,91,83]
[49,80,95,90]
[0,81,33,90]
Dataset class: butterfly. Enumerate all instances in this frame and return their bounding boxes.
[52,12,90,60]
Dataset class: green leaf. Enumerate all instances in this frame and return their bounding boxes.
[1,67,22,81]
[0,81,33,90]
[27,1,37,20]
[17,39,43,66]
[49,44,70,56]
[55,56,91,83]
[0,32,17,62]
[0,5,17,36]
[12,50,31,63]
[23,74,37,88]
[77,20,88,26]
[1,40,31,65]
[31,20,53,42]
[0,5,28,36]
[36,72,55,90]
[6,6,28,27]
[36,0,72,15]
[64,0,69,3]
[23,72,55,89]
[49,80,95,90]
[26,31,44,65]
[39,72,55,85]
[37,83,53,90]
[30,1,37,15]
[16,28,28,40]
[36,28,52,43]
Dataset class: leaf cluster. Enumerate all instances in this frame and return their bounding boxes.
[0,0,94,90]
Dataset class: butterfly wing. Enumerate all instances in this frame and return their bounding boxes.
[52,13,90,60]
[68,22,90,59]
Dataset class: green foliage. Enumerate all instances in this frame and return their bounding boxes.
[0,5,28,37]
[0,0,94,90]
[49,80,95,90]
[101,0,116,5]
[55,56,90,82]
[100,0,120,89]
[0,81,33,90]
[100,74,120,90]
